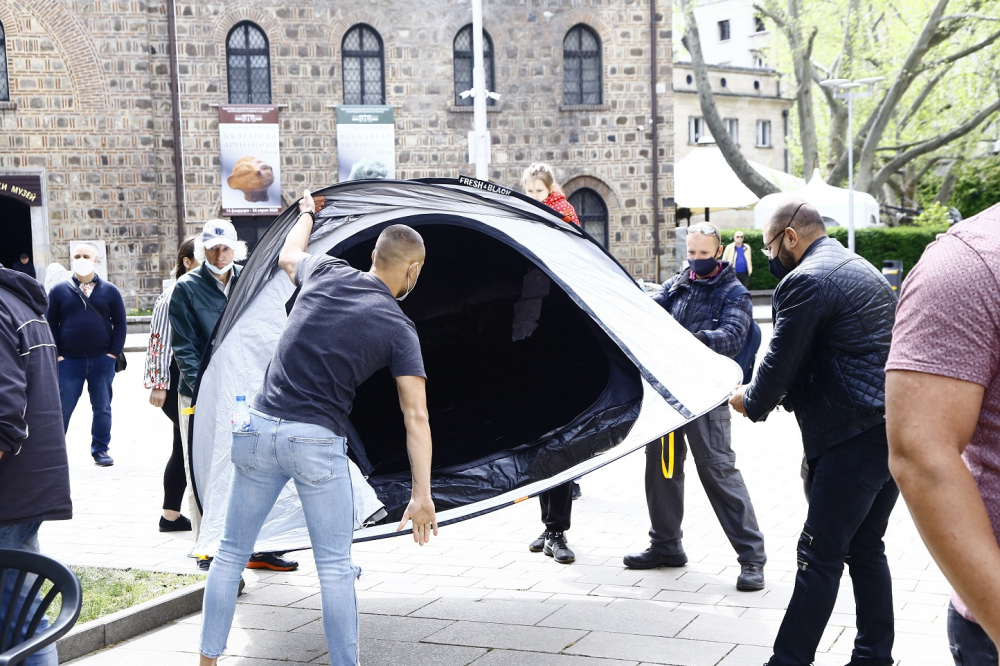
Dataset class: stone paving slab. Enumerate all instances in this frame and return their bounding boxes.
[59,337,953,666]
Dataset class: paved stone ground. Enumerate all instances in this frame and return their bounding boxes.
[50,326,953,666]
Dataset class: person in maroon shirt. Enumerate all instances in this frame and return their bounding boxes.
[887,203,1000,664]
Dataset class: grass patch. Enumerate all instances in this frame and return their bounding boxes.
[42,567,204,624]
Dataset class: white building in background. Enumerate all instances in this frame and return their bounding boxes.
[673,0,794,229]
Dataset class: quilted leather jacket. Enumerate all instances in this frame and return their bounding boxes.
[168,262,241,397]
[743,237,897,459]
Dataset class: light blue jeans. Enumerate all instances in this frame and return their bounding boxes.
[0,522,58,666]
[200,410,360,665]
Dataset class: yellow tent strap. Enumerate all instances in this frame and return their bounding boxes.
[661,432,675,479]
[180,406,196,415]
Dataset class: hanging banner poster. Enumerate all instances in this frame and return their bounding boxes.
[219,104,281,216]
[336,105,396,182]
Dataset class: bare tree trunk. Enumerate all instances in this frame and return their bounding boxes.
[681,0,779,198]
[935,160,961,205]
[787,0,820,175]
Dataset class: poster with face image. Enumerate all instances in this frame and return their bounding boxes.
[219,104,281,216]
[336,106,396,182]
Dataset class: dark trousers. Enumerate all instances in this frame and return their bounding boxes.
[949,603,998,665]
[58,354,116,455]
[736,271,750,287]
[539,482,573,533]
[768,424,899,666]
[161,364,187,512]
[645,403,766,564]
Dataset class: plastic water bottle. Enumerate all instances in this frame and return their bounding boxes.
[231,395,251,433]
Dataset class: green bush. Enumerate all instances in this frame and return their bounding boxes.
[913,202,950,227]
[718,225,947,291]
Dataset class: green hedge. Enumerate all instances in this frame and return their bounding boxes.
[718,226,948,291]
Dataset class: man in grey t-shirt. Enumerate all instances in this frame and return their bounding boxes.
[199,191,437,666]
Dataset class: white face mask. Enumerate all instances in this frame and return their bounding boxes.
[72,258,96,277]
[206,261,234,276]
[396,266,419,302]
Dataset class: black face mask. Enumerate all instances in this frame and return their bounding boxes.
[689,257,720,277]
[767,232,794,280]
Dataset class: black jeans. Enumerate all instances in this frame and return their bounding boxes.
[539,482,573,533]
[160,364,187,511]
[949,603,999,665]
[768,424,899,666]
[736,271,750,288]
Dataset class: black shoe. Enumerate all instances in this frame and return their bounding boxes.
[247,551,299,571]
[543,532,575,564]
[159,515,192,532]
[622,548,688,569]
[737,563,765,591]
[529,531,550,553]
[197,556,212,571]
[93,452,114,467]
[237,577,246,596]
[571,482,582,500]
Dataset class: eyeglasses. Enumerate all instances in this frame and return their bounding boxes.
[761,226,789,259]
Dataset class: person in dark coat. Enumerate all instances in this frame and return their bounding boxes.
[624,223,767,593]
[11,253,36,280]
[730,199,899,666]
[46,243,126,467]
[0,266,73,666]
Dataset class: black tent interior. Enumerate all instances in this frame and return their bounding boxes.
[314,216,643,523]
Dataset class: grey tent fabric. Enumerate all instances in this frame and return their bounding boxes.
[190,179,741,557]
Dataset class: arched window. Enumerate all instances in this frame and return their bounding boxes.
[453,25,495,107]
[226,22,271,104]
[0,20,9,102]
[563,25,602,105]
[342,24,385,105]
[568,188,609,247]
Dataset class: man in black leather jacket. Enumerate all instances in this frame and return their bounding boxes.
[730,200,898,666]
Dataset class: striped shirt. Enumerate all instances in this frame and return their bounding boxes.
[143,286,174,390]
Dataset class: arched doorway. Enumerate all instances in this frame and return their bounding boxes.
[0,195,32,269]
[568,188,609,248]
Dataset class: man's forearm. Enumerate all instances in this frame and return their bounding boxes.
[404,415,433,497]
[892,448,1000,641]
[283,212,314,256]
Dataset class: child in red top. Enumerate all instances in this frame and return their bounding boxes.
[521,163,580,226]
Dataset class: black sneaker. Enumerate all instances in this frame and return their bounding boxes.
[159,515,192,532]
[737,563,765,591]
[622,548,688,569]
[93,452,114,467]
[543,532,575,564]
[529,531,550,553]
[247,552,299,571]
[197,556,212,571]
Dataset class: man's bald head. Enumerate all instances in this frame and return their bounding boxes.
[72,243,98,260]
[766,199,825,242]
[373,225,425,271]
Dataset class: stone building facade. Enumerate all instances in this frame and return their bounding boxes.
[0,0,675,304]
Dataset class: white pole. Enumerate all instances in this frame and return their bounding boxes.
[472,0,489,179]
[847,91,855,253]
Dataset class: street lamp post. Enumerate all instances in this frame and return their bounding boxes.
[460,0,501,180]
[820,77,884,253]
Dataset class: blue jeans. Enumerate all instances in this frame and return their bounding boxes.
[0,523,57,666]
[200,410,360,664]
[949,603,998,665]
[768,424,899,666]
[58,355,116,455]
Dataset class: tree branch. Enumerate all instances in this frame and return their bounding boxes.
[924,29,1000,68]
[898,67,951,133]
[939,13,1000,22]
[681,0,779,198]
[869,97,1000,193]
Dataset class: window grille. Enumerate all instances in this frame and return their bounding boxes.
[453,25,496,106]
[343,24,385,105]
[563,25,602,105]
[568,188,610,248]
[719,20,731,41]
[689,117,704,144]
[226,22,271,104]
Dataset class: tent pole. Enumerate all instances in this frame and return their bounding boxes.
[704,207,710,222]
[472,0,489,180]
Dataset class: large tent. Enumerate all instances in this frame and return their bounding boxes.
[754,168,881,229]
[675,143,804,212]
[190,177,741,557]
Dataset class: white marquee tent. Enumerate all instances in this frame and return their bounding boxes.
[754,168,881,229]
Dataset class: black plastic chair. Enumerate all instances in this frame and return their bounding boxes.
[0,549,81,666]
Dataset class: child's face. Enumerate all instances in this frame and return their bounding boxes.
[524,177,551,202]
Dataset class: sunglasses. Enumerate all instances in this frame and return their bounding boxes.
[688,224,720,237]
